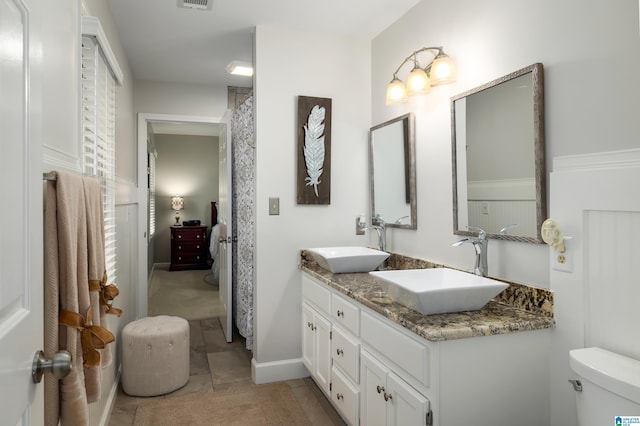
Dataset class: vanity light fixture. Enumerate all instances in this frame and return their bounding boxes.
[226,61,253,77]
[386,46,456,105]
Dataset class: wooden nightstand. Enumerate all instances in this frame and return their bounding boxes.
[169,225,208,271]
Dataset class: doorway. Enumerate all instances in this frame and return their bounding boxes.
[136,113,222,318]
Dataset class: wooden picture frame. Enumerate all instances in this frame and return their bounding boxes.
[297,96,332,205]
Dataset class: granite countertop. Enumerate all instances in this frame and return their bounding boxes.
[300,252,556,342]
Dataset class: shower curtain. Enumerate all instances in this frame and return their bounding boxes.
[231,95,255,350]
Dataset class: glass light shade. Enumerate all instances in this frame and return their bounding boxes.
[429,54,456,86]
[386,78,408,105]
[406,67,431,96]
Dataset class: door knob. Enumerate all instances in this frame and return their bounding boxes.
[32,350,72,383]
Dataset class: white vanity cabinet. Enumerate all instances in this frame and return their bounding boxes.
[361,350,430,426]
[300,271,549,426]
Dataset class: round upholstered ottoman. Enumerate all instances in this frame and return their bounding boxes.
[121,315,190,396]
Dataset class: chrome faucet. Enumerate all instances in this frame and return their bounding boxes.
[452,226,488,277]
[358,215,386,252]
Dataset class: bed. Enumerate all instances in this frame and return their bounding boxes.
[209,201,220,284]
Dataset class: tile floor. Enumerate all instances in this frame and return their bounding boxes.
[108,317,346,425]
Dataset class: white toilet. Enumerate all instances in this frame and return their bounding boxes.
[570,347,640,425]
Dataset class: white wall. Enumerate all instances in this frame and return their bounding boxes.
[253,26,371,379]
[135,80,228,118]
[372,0,640,286]
[373,1,640,425]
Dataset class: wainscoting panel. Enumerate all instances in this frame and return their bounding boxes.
[467,200,536,236]
[584,210,640,359]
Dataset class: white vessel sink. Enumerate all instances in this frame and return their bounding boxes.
[369,268,508,315]
[306,247,389,273]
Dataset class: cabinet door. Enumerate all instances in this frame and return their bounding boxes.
[386,371,430,426]
[302,303,315,371]
[314,313,332,395]
[360,350,388,426]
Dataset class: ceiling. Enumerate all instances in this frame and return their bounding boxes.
[107,0,421,88]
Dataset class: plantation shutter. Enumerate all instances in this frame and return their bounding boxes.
[148,149,157,238]
[81,31,119,285]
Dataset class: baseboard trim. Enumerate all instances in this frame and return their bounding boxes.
[100,365,121,426]
[251,357,310,384]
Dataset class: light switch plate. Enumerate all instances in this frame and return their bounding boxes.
[269,197,279,215]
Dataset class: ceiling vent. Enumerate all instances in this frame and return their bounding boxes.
[177,0,212,11]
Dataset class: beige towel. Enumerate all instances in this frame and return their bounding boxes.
[48,171,90,425]
[83,177,105,402]
[43,171,119,425]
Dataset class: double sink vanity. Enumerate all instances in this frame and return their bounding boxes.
[300,62,553,425]
[300,247,555,426]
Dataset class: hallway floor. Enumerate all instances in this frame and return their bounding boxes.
[108,317,345,425]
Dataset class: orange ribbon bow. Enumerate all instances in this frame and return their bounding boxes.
[59,306,115,367]
[89,271,123,317]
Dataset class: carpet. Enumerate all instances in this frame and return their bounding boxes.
[148,266,224,320]
[133,382,311,426]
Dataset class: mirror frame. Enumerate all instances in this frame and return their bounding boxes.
[451,63,546,243]
[369,112,417,230]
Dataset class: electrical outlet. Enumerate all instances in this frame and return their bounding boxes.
[481,202,489,215]
[550,237,573,273]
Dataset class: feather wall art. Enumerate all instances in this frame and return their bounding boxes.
[297,96,332,205]
[303,105,325,197]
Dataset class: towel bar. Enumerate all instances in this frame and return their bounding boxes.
[43,172,56,181]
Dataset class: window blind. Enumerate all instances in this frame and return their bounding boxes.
[148,149,157,238]
[82,35,117,285]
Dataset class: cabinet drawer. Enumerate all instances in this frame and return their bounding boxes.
[332,326,359,384]
[332,293,359,336]
[173,228,206,242]
[361,311,430,387]
[302,274,331,314]
[174,241,206,253]
[331,366,359,426]
[172,253,206,264]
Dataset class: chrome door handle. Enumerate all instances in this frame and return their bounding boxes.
[32,350,72,383]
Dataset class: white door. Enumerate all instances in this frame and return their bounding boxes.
[0,0,44,423]
[218,110,233,342]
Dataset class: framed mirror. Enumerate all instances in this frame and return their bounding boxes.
[451,63,545,243]
[369,113,417,229]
